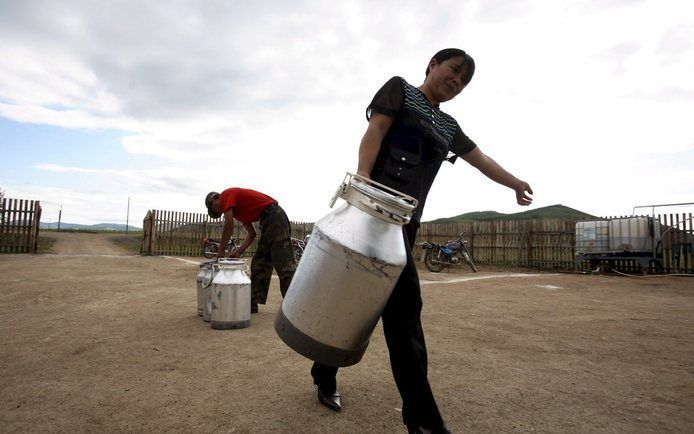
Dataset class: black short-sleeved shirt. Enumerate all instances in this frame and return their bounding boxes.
[367,76,477,222]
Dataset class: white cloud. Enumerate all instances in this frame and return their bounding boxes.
[34,163,103,174]
[1,0,693,224]
[658,24,694,57]
[472,0,535,22]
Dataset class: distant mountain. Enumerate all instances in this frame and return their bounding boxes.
[39,222,141,231]
[427,204,598,223]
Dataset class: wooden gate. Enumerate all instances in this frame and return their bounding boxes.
[141,210,221,256]
[0,198,42,253]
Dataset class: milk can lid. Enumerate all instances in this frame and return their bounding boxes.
[217,258,246,270]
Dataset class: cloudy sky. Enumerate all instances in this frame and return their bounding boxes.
[1,0,693,226]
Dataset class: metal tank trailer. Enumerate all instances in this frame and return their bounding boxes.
[575,217,663,273]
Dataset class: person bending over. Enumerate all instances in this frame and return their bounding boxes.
[205,188,296,313]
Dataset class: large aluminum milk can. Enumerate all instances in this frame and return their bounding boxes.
[196,260,216,317]
[274,173,417,367]
[202,263,219,322]
[210,259,251,330]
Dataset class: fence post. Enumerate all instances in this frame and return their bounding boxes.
[29,201,41,253]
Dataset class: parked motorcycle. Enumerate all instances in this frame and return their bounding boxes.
[202,237,239,259]
[422,233,477,273]
[204,235,310,261]
[291,234,311,262]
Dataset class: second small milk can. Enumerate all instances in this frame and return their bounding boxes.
[210,258,251,330]
[275,173,417,367]
[196,260,216,317]
[201,262,219,322]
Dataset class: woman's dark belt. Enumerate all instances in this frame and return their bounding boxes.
[259,202,279,222]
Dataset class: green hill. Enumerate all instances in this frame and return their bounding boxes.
[427,204,597,223]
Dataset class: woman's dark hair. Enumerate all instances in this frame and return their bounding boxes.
[425,48,475,86]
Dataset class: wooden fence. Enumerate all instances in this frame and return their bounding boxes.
[418,214,692,273]
[139,209,693,273]
[0,198,42,254]
[140,209,313,257]
[416,219,576,270]
[656,213,693,274]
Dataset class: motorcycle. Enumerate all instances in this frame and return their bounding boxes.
[422,233,477,273]
[291,234,311,262]
[204,235,310,261]
[202,237,239,259]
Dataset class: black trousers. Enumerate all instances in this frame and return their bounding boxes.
[311,221,444,429]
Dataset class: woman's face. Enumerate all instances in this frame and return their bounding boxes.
[425,56,468,103]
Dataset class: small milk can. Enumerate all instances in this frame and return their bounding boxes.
[210,258,251,330]
[274,172,417,367]
[196,260,216,317]
[202,263,219,322]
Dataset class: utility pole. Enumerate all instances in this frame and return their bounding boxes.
[126,197,130,235]
[57,204,62,231]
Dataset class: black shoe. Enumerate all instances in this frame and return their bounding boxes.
[251,302,258,314]
[407,424,451,434]
[317,388,341,412]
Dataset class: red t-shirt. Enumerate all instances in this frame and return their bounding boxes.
[217,188,276,224]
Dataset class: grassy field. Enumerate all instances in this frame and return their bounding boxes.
[36,235,56,253]
[108,233,142,253]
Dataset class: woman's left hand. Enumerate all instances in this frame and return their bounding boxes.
[515,181,533,206]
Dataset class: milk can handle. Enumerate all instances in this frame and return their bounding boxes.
[329,172,418,209]
[329,179,349,208]
[201,266,215,288]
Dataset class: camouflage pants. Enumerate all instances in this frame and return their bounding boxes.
[251,204,297,304]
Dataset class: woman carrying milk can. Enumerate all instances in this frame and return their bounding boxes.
[310,48,534,434]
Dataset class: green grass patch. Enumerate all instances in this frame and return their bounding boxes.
[110,234,142,253]
[37,236,56,254]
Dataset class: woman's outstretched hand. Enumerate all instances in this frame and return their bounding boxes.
[515,181,533,206]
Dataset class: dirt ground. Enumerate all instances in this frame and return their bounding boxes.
[1,232,693,434]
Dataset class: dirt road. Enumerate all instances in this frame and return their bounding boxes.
[47,231,136,256]
[1,232,693,433]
